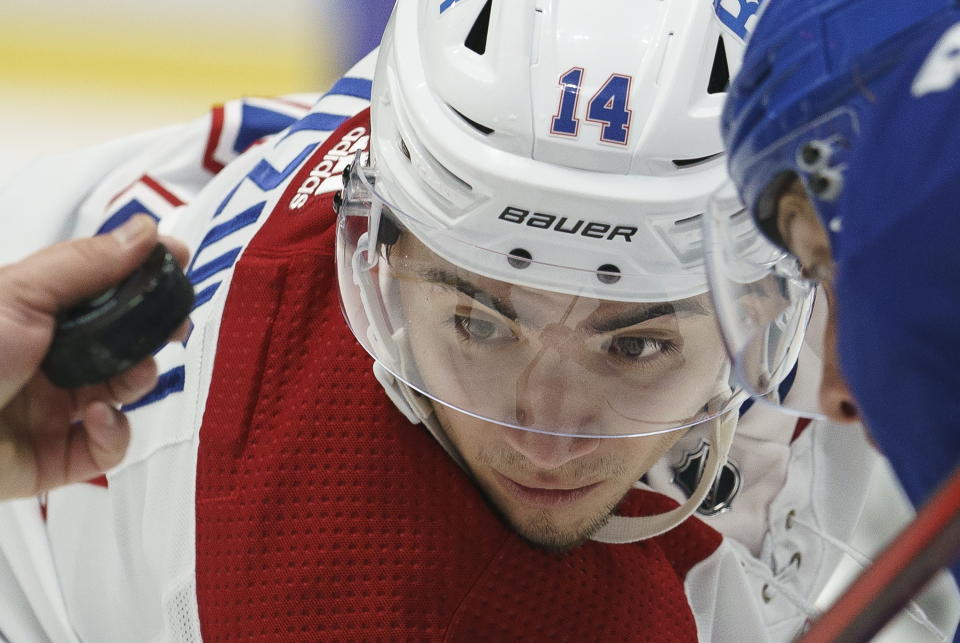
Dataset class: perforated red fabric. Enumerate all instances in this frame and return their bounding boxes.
[195,111,722,641]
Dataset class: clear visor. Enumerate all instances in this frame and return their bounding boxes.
[336,158,743,437]
[704,180,826,419]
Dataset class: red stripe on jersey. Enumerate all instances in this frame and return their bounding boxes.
[203,105,226,174]
[792,417,813,443]
[107,177,139,209]
[106,174,184,209]
[85,475,108,488]
[141,174,184,207]
[801,466,960,641]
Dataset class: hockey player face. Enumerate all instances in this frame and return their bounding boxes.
[390,233,729,549]
[773,178,859,424]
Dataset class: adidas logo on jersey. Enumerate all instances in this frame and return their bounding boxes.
[289,126,369,210]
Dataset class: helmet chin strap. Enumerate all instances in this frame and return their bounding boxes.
[590,409,738,544]
[372,360,423,425]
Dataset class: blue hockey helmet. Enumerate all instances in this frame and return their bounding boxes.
[723,0,957,253]
[703,0,957,417]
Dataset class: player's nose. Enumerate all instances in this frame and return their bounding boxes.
[820,290,860,424]
[820,362,860,424]
[501,426,600,470]
[512,332,604,433]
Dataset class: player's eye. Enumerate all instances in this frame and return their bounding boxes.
[604,336,678,362]
[451,312,514,344]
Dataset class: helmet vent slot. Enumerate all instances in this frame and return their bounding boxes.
[465,0,493,55]
[451,107,495,135]
[672,152,723,169]
[674,214,702,227]
[707,36,730,94]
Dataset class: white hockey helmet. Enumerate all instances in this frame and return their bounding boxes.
[337,0,752,441]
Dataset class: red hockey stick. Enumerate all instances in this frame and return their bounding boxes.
[801,464,960,642]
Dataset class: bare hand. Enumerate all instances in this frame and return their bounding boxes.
[0,215,189,499]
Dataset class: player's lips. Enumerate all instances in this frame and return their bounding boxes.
[493,471,602,508]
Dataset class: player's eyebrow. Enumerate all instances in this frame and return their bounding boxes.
[590,298,710,332]
[420,268,519,320]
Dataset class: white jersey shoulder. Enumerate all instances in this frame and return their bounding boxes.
[0,50,377,643]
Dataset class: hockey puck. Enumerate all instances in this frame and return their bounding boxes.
[41,242,195,388]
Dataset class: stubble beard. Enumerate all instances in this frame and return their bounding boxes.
[471,444,636,553]
[506,491,627,553]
